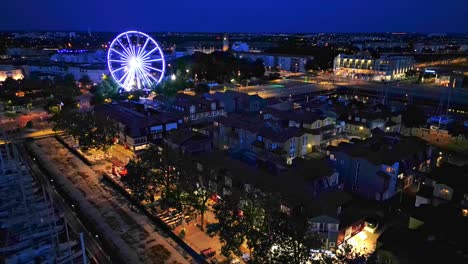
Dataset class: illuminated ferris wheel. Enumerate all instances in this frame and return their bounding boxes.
[107,31,165,91]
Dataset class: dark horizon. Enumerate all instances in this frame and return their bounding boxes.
[2,0,467,34]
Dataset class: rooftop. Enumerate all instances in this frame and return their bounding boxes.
[332,133,429,165]
[193,151,336,207]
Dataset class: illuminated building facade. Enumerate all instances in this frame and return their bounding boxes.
[333,54,414,81]
[0,66,24,81]
[222,33,229,52]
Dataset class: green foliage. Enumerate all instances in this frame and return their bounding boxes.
[0,74,80,108]
[25,121,33,129]
[171,51,266,84]
[211,193,276,263]
[154,77,193,96]
[178,228,186,239]
[270,213,322,264]
[185,186,211,230]
[123,158,153,201]
[78,75,93,87]
[194,83,210,94]
[90,75,122,104]
[53,74,82,99]
[51,109,118,152]
[123,147,196,209]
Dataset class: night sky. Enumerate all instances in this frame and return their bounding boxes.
[1,0,467,33]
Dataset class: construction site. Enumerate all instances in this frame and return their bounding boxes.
[0,142,89,264]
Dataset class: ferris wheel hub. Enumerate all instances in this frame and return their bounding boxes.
[107,31,165,91]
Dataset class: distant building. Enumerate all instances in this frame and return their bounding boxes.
[223,33,229,52]
[333,54,414,81]
[50,49,107,64]
[94,102,182,151]
[154,94,225,125]
[164,128,212,155]
[263,108,338,150]
[234,52,313,72]
[213,108,337,166]
[206,90,265,113]
[26,63,108,83]
[337,106,402,139]
[231,41,249,52]
[6,48,54,58]
[329,133,433,201]
[377,205,467,264]
[0,65,24,81]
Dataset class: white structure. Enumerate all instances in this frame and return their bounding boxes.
[231,42,250,52]
[235,52,312,72]
[28,64,107,83]
[333,54,414,81]
[0,65,24,81]
[373,56,414,81]
[223,33,229,52]
[107,31,165,91]
[50,49,107,64]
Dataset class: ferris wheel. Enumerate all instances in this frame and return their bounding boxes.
[107,31,165,91]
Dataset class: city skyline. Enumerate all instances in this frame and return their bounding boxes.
[2,0,467,33]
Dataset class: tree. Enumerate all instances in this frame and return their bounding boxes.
[211,192,275,263]
[194,83,210,94]
[402,105,426,135]
[54,74,81,99]
[90,75,121,104]
[185,186,211,230]
[123,158,152,201]
[316,242,367,264]
[305,59,317,71]
[270,213,322,264]
[51,109,118,152]
[154,76,193,97]
[79,75,93,88]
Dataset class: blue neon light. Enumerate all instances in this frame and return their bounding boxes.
[107,31,165,91]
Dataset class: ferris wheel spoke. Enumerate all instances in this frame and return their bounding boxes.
[108,59,129,63]
[125,33,137,57]
[142,65,164,73]
[136,67,153,87]
[138,66,157,83]
[123,72,135,89]
[141,47,160,60]
[108,31,165,90]
[110,48,130,60]
[142,58,163,63]
[111,66,127,74]
[137,38,150,58]
[118,69,131,83]
[116,39,132,58]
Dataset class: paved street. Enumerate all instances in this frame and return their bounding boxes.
[238,79,332,98]
[237,76,468,109]
[28,137,193,264]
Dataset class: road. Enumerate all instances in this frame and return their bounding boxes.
[237,76,468,109]
[17,141,112,264]
[238,80,332,98]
